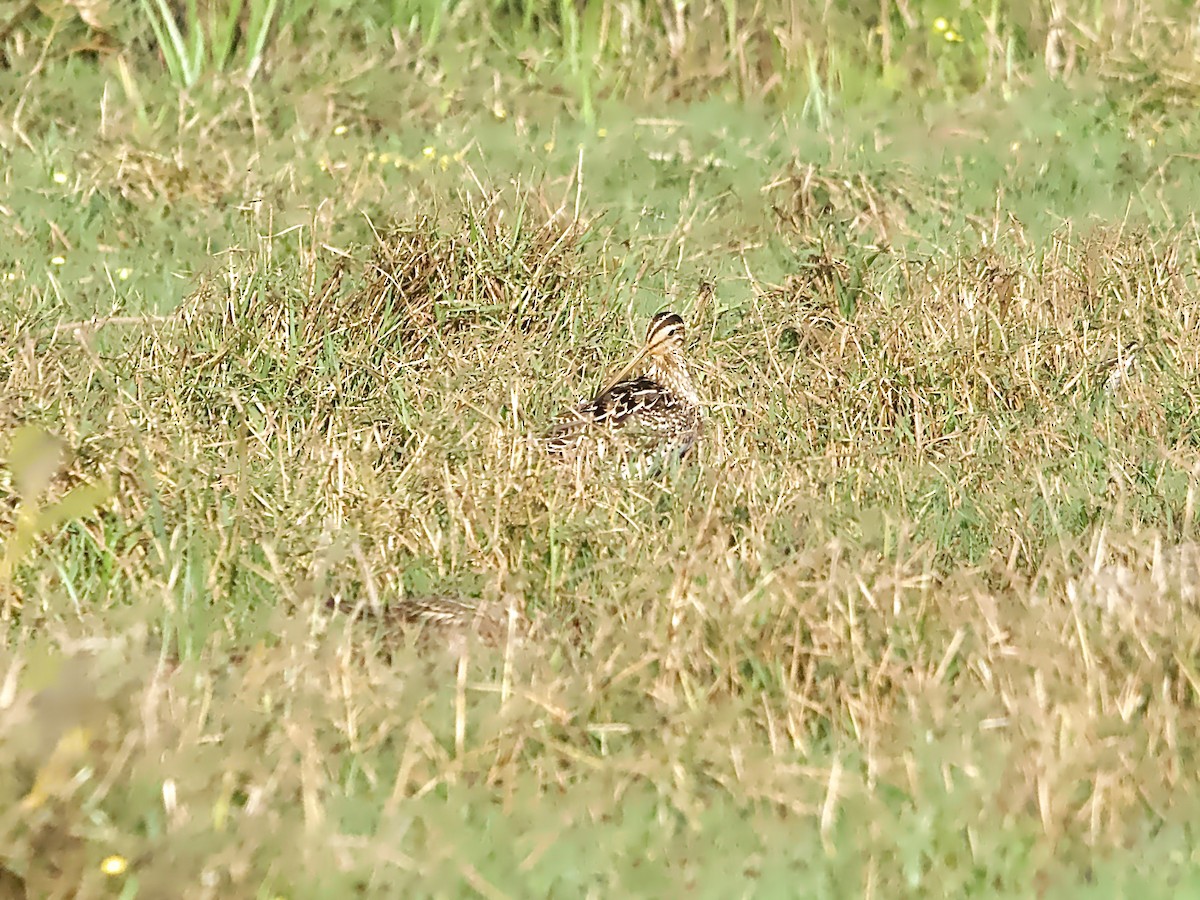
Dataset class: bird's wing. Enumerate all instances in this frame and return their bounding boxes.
[541,377,661,449]
[589,377,677,427]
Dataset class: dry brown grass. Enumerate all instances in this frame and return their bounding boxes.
[7,2,1200,889]
[4,184,1200,891]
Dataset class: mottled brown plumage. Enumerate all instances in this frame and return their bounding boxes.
[386,595,514,643]
[326,595,525,651]
[542,310,701,469]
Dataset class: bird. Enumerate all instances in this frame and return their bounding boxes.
[326,595,524,653]
[541,310,701,471]
[386,595,515,644]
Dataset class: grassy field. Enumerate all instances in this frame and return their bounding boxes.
[6,0,1200,896]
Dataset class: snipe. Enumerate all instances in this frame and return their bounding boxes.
[541,310,701,471]
[327,595,525,654]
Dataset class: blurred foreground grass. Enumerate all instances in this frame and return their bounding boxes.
[6,1,1200,896]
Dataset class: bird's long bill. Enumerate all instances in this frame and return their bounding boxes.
[596,346,652,396]
[595,328,673,396]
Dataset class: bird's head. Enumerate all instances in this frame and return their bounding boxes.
[643,311,686,357]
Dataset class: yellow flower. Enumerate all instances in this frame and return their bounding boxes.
[492,102,508,120]
[543,141,555,153]
[944,29,963,42]
[50,256,66,266]
[439,155,450,171]
[933,17,948,32]
[117,267,132,281]
[333,124,348,136]
[52,172,68,184]
[597,128,608,138]
[100,855,128,876]
[379,153,391,165]
[422,146,436,159]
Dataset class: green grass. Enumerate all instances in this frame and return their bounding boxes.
[7,1,1200,896]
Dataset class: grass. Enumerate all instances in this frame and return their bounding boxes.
[6,0,1200,896]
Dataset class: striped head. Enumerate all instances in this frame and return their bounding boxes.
[644,311,686,356]
[642,311,697,406]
